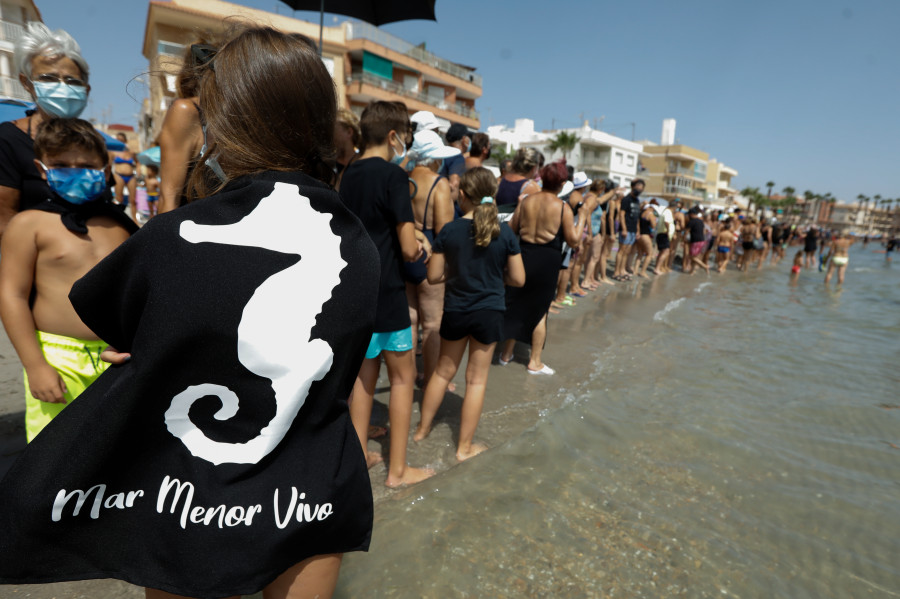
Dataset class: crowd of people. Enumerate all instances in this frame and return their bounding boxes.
[0,20,882,599]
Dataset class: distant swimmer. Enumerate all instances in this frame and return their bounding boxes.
[885,236,897,263]
[823,230,855,286]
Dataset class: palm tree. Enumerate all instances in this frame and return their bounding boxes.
[547,131,579,161]
[740,186,762,215]
[856,194,868,226]
[765,181,775,198]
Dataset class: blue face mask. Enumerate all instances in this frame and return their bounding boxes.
[40,163,107,204]
[389,134,406,166]
[32,81,88,119]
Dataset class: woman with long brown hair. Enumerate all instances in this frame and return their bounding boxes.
[498,161,580,375]
[0,27,378,599]
[414,167,524,459]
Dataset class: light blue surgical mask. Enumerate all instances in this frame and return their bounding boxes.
[32,81,88,119]
[465,139,472,154]
[39,162,107,204]
[390,134,406,166]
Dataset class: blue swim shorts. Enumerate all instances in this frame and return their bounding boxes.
[619,231,637,246]
[364,327,414,359]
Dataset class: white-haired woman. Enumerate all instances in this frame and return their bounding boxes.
[0,22,92,236]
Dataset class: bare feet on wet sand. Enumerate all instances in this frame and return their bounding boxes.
[412,424,430,442]
[385,465,435,488]
[366,451,384,469]
[456,443,488,462]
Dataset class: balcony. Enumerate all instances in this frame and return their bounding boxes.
[347,71,479,121]
[157,40,186,57]
[346,21,482,87]
[0,21,24,44]
[667,164,695,177]
[0,75,31,101]
[664,184,704,199]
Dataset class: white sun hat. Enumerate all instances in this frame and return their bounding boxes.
[558,180,575,198]
[572,171,592,190]
[410,130,461,161]
[411,110,441,132]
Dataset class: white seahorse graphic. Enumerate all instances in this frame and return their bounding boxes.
[164,182,346,465]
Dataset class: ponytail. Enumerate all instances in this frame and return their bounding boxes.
[473,200,500,248]
[459,167,499,248]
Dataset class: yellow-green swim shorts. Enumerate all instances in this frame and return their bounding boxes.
[24,331,108,443]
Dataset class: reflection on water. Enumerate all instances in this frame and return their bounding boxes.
[336,247,900,598]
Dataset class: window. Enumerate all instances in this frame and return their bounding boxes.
[626,155,634,167]
[403,75,418,93]
[615,152,623,165]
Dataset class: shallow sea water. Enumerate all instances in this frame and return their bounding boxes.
[337,246,900,598]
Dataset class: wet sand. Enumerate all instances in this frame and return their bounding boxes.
[0,280,639,598]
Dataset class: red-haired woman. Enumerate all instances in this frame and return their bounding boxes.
[498,161,580,375]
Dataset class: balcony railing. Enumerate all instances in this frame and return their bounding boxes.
[0,21,25,44]
[347,72,479,121]
[158,40,186,57]
[1,76,31,101]
[346,21,482,87]
[664,185,704,199]
[667,164,699,177]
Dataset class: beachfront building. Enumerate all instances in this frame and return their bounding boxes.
[141,0,481,146]
[487,119,643,187]
[640,142,710,208]
[0,0,41,102]
[705,159,739,207]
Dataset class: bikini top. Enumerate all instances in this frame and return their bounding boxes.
[114,156,135,166]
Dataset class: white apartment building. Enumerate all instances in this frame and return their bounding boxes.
[0,0,41,101]
[488,119,644,186]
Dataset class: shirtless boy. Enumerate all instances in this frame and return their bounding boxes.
[0,119,136,441]
[715,220,735,272]
[823,230,855,286]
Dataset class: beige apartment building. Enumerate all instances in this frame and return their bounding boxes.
[141,0,481,145]
[0,0,41,102]
[705,159,738,206]
[640,144,709,207]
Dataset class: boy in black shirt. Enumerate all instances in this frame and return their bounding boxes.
[340,101,435,487]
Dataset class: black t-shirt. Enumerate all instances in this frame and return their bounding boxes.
[688,217,705,243]
[0,121,115,211]
[340,157,414,332]
[432,219,520,312]
[438,154,466,179]
[620,194,641,233]
[0,121,54,211]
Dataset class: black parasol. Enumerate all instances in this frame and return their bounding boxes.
[278,0,437,54]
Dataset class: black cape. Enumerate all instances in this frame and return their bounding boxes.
[0,171,379,598]
[27,193,140,235]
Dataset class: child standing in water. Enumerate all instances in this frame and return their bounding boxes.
[715,219,734,272]
[0,119,135,441]
[414,168,525,460]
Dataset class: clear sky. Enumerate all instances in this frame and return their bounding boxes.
[32,0,899,203]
